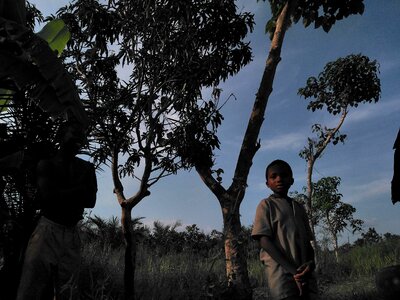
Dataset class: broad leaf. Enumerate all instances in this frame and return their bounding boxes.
[36,19,71,56]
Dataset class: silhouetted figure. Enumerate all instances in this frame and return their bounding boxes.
[392,129,400,204]
[0,0,26,25]
[16,122,97,299]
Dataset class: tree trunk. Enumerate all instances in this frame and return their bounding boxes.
[111,148,151,300]
[221,195,252,300]
[121,205,136,300]
[333,235,339,263]
[326,213,339,263]
[306,158,320,269]
[305,110,348,270]
[197,2,297,298]
[306,158,315,235]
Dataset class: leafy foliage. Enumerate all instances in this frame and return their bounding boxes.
[58,0,253,186]
[298,54,381,115]
[354,227,382,246]
[260,0,365,38]
[36,19,71,56]
[299,123,347,161]
[0,3,84,222]
[0,13,88,128]
[312,177,364,241]
[25,1,44,30]
[293,0,365,32]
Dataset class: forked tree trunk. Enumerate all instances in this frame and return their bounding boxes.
[112,149,146,300]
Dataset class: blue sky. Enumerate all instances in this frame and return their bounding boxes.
[30,0,400,243]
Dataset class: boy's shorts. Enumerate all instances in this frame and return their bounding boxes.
[16,216,81,300]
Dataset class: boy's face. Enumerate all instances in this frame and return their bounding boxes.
[266,164,294,196]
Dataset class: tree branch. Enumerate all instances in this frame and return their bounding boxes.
[229,0,296,196]
[195,166,226,201]
[111,147,126,206]
[314,108,348,161]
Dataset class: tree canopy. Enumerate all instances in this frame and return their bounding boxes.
[58,0,254,187]
[298,53,380,115]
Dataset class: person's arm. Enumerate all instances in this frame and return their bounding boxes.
[294,205,316,281]
[259,235,304,296]
[259,235,298,275]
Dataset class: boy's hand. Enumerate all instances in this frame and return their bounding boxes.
[295,263,311,279]
[295,260,314,279]
[294,276,303,296]
[293,261,314,296]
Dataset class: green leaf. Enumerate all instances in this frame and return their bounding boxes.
[36,19,71,56]
[265,19,276,34]
[0,89,14,112]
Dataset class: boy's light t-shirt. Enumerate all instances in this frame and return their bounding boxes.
[251,194,316,299]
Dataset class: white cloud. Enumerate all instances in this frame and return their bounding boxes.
[342,178,390,204]
[344,97,400,127]
[260,132,306,151]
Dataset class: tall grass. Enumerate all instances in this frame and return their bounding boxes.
[76,222,400,299]
[316,238,400,300]
[78,241,230,299]
[135,246,227,300]
[335,239,400,278]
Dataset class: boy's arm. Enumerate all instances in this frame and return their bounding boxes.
[259,235,298,275]
[259,234,311,296]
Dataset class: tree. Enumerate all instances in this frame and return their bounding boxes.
[354,227,381,246]
[312,176,363,262]
[298,53,380,265]
[57,1,253,299]
[178,1,367,297]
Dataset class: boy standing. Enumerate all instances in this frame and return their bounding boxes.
[252,160,317,300]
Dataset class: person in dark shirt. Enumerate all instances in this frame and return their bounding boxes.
[16,122,97,299]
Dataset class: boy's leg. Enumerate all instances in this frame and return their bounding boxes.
[56,228,81,300]
[16,219,57,300]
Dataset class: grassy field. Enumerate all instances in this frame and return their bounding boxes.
[75,226,400,300]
